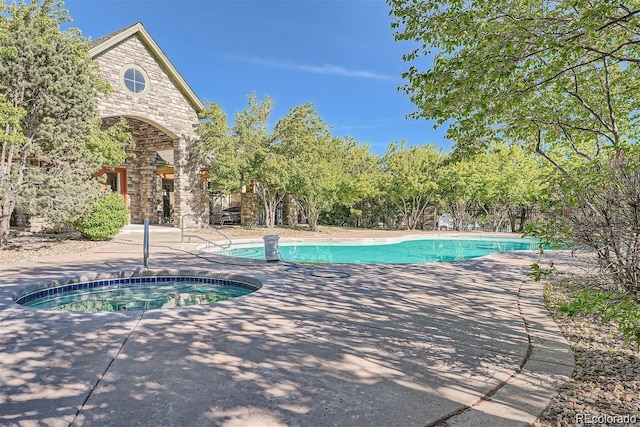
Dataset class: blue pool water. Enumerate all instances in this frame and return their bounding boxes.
[15,276,261,312]
[216,238,539,264]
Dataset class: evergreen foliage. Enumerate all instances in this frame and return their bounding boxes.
[0,0,132,245]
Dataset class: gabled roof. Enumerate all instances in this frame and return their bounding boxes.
[89,22,205,113]
[156,149,175,166]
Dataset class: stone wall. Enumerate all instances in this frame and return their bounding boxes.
[282,194,299,226]
[174,136,196,227]
[93,35,199,135]
[241,192,259,227]
[422,206,437,230]
[93,33,206,226]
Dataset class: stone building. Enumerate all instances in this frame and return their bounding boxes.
[91,22,207,227]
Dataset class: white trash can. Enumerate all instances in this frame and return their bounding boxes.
[263,235,280,262]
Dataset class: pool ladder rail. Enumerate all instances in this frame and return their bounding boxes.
[180,214,232,250]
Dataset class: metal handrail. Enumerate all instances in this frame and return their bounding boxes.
[143,218,149,267]
[180,214,232,249]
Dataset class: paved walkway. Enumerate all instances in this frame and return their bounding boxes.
[0,227,574,426]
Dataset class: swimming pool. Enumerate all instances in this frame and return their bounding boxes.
[14,272,262,312]
[212,237,539,264]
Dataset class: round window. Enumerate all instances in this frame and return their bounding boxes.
[120,65,149,95]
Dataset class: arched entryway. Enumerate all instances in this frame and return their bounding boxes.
[99,116,184,225]
[90,22,207,228]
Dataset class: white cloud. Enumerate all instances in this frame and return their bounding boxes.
[224,54,396,81]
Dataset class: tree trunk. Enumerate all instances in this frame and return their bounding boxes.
[406,213,415,230]
[308,210,319,231]
[508,209,517,233]
[0,199,16,247]
[263,197,275,228]
[517,207,528,232]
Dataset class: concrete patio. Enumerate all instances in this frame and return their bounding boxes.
[0,227,574,426]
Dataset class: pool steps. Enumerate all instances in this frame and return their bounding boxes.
[180,213,232,250]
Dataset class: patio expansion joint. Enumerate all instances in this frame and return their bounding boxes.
[425,277,574,427]
[70,310,147,426]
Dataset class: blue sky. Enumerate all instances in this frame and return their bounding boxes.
[63,0,450,155]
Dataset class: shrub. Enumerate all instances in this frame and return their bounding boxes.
[72,192,128,240]
[527,145,640,302]
[558,289,640,349]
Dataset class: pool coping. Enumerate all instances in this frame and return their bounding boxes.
[203,233,538,250]
[12,268,264,309]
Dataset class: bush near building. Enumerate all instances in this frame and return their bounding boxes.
[72,192,128,241]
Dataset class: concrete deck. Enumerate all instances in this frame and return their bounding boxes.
[0,227,574,426]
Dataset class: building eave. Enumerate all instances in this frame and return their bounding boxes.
[89,22,205,114]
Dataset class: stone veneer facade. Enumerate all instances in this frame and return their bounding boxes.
[282,193,299,226]
[91,24,206,227]
[240,192,259,227]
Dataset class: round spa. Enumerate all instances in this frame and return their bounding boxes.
[13,270,262,312]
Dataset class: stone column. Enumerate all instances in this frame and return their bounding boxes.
[139,151,158,224]
[282,193,299,226]
[422,206,437,230]
[156,175,164,222]
[241,192,259,227]
[125,153,142,223]
[173,136,195,228]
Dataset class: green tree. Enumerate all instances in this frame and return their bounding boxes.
[437,145,542,232]
[344,139,383,206]
[290,132,375,232]
[280,104,335,231]
[194,100,237,192]
[238,94,296,229]
[0,0,131,244]
[380,142,443,230]
[196,97,380,231]
[470,145,542,232]
[0,94,26,240]
[389,0,640,300]
[388,1,640,161]
[499,145,545,233]
[197,94,305,229]
[196,94,282,227]
[437,157,477,231]
[319,141,384,228]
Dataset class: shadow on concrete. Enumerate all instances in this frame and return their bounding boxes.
[0,244,572,426]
